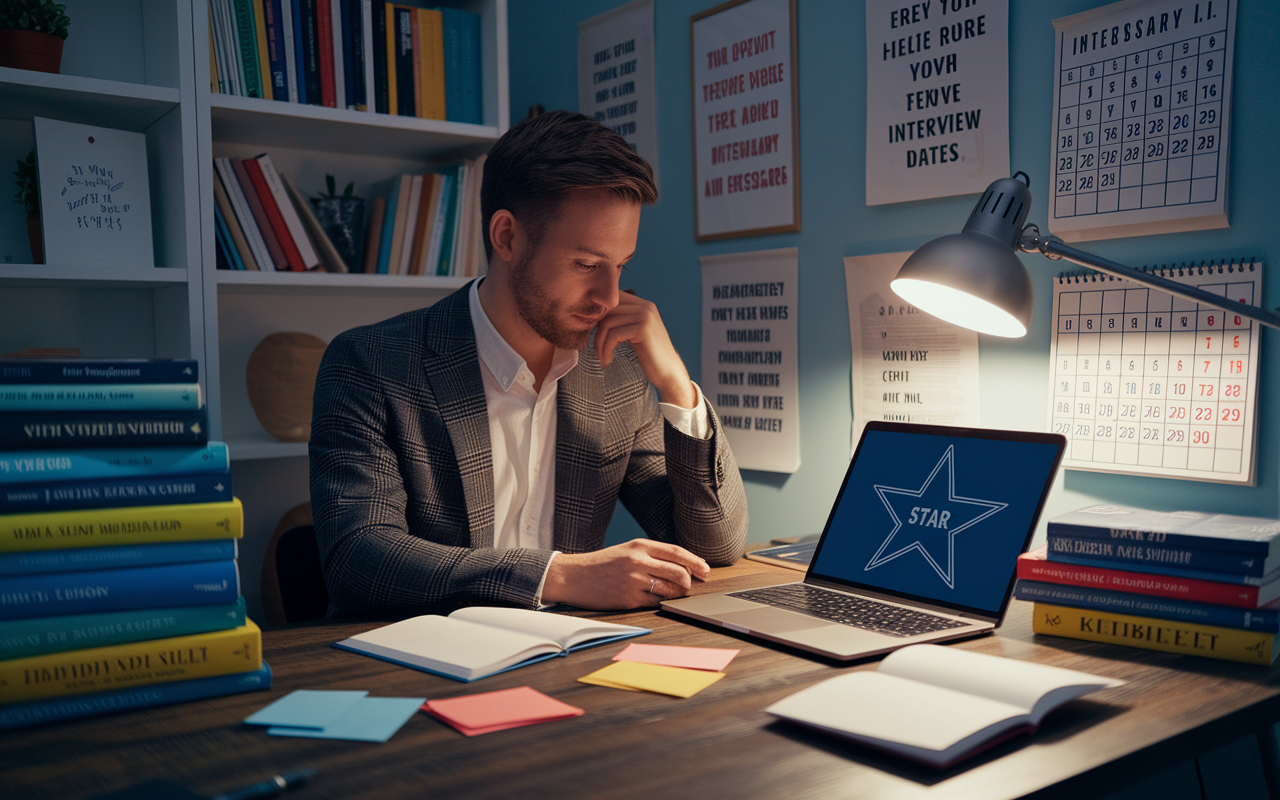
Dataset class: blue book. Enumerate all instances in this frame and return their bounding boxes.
[0,383,201,412]
[0,662,271,730]
[264,0,290,101]
[457,7,481,123]
[0,358,198,384]
[0,442,230,484]
[0,597,246,659]
[1048,532,1273,578]
[438,7,465,123]
[376,186,398,274]
[347,0,366,110]
[213,196,246,271]
[291,0,308,104]
[1049,504,1280,558]
[1,471,231,514]
[0,407,208,450]
[340,0,357,109]
[0,559,240,620]
[435,167,460,275]
[1013,579,1279,633]
[0,538,237,577]
[1047,552,1277,586]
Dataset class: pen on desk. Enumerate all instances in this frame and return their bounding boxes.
[210,768,317,800]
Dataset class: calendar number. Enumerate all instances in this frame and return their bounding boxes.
[1223,384,1241,398]
[1221,408,1241,422]
[1199,109,1217,125]
[1201,83,1217,100]
[1196,134,1216,151]
[1168,406,1186,419]
[1192,430,1212,445]
[1166,429,1184,442]
[1118,427,1135,439]
[1172,114,1189,131]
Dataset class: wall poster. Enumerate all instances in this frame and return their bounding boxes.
[691,0,799,241]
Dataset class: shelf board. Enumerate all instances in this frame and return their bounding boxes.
[216,270,471,293]
[227,438,308,461]
[0,265,189,288]
[0,67,180,130]
[210,94,499,159]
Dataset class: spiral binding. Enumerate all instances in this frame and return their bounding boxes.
[1056,257,1258,284]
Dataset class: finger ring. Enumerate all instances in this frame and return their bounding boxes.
[648,578,656,594]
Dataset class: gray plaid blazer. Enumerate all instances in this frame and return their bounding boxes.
[309,282,748,615]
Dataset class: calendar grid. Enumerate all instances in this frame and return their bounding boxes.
[1048,263,1262,485]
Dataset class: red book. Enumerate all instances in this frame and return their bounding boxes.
[316,0,336,108]
[1017,545,1280,610]
[242,158,306,271]
[230,158,288,271]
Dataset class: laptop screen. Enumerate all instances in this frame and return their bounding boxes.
[809,422,1065,619]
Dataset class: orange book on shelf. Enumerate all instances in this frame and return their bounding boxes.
[316,0,337,107]
[407,173,438,275]
[362,196,387,274]
[385,174,414,275]
[410,8,423,118]
[253,0,273,100]
[417,8,445,120]
[384,4,398,115]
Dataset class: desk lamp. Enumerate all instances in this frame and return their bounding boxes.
[890,172,1280,337]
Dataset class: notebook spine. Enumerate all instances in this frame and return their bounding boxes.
[1055,257,1258,284]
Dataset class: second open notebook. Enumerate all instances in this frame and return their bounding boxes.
[333,607,650,682]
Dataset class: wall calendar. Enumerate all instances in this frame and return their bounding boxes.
[1050,0,1235,242]
[1048,261,1262,485]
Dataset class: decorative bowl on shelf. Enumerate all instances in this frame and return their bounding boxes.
[245,332,327,443]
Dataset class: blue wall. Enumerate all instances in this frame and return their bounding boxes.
[508,0,1280,548]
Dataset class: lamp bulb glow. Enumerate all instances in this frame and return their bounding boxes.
[890,278,1028,338]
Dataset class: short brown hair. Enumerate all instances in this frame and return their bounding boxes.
[481,110,657,259]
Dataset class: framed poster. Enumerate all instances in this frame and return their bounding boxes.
[691,0,799,242]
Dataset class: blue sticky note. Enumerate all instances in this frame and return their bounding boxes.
[267,697,425,743]
[245,690,369,729]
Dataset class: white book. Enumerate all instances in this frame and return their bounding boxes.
[397,174,423,275]
[765,644,1124,769]
[214,157,274,272]
[219,0,244,97]
[467,154,487,276]
[447,163,468,276]
[254,154,320,269]
[361,0,375,113]
[212,0,237,95]
[280,0,298,102]
[330,0,346,110]
[333,607,650,682]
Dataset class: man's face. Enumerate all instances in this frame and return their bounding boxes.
[507,188,640,351]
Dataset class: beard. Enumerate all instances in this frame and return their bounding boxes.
[508,248,607,351]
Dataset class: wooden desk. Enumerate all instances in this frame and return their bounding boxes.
[4,561,1280,800]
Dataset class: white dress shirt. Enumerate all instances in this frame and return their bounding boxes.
[467,280,710,602]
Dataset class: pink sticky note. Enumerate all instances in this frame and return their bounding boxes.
[612,643,739,672]
[422,686,583,737]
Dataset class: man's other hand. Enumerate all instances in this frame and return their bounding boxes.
[541,539,711,609]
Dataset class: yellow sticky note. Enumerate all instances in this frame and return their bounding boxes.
[578,660,725,698]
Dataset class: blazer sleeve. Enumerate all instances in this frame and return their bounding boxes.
[617,381,748,566]
[309,328,554,615]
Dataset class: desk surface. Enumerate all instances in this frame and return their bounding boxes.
[4,560,1280,800]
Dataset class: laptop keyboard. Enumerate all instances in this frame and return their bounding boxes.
[728,583,970,638]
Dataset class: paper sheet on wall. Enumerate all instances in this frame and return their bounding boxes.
[864,0,1010,205]
[578,0,660,188]
[845,252,980,453]
[701,247,799,473]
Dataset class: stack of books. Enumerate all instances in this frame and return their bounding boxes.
[362,156,486,277]
[1016,504,1280,666]
[0,357,267,729]
[209,0,482,124]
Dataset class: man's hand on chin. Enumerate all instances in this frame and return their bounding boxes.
[594,291,698,409]
[540,539,711,609]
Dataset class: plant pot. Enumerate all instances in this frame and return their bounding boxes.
[310,197,366,272]
[26,216,44,264]
[0,30,65,74]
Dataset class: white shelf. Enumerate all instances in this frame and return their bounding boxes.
[0,265,189,288]
[215,270,471,293]
[210,94,499,160]
[0,66,181,130]
[227,438,309,461]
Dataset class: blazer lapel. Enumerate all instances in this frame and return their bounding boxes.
[554,346,604,552]
[420,285,495,548]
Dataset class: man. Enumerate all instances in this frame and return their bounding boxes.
[309,111,747,616]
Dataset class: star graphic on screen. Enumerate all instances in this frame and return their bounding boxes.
[863,445,1008,589]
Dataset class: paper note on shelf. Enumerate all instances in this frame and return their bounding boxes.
[612,643,739,672]
[579,660,726,698]
[423,686,584,736]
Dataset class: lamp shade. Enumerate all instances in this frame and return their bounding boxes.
[891,177,1035,338]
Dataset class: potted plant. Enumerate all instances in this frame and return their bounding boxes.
[311,174,365,272]
[13,149,42,264]
[0,0,71,74]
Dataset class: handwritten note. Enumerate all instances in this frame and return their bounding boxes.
[34,117,154,269]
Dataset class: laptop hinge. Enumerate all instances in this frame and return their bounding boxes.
[802,575,1001,625]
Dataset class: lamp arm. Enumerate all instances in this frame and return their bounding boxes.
[1018,225,1280,332]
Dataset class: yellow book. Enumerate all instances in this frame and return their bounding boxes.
[1,499,243,553]
[417,8,445,120]
[0,621,261,704]
[1032,602,1279,666]
[385,4,398,116]
[253,0,273,100]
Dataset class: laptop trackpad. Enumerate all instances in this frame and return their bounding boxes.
[716,607,829,634]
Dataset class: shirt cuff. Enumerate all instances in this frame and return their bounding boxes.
[534,551,559,609]
[659,381,711,440]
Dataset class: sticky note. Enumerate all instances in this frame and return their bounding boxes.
[612,643,739,672]
[267,696,425,743]
[423,686,584,736]
[578,660,725,698]
[244,690,368,729]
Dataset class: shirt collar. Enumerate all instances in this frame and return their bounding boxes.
[469,278,578,393]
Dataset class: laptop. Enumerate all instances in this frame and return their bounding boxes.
[662,421,1066,660]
